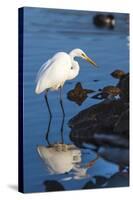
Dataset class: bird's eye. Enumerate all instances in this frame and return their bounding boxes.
[82,53,85,57]
[71,66,73,69]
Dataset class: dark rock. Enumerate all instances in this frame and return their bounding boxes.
[69,99,129,148]
[93,14,115,29]
[67,82,95,105]
[117,73,129,102]
[114,109,129,134]
[44,180,65,192]
[91,85,121,100]
[69,99,127,129]
[111,69,126,79]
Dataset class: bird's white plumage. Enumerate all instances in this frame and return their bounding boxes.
[35,48,96,94]
[35,52,71,93]
[36,59,51,83]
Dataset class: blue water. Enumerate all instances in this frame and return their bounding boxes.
[22,7,129,193]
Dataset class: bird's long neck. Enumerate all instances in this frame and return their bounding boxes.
[69,50,77,60]
[67,59,80,81]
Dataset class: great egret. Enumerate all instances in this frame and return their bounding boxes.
[35,48,97,117]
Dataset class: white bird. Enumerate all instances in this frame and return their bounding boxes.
[35,48,97,117]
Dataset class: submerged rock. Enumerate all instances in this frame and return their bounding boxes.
[67,82,95,105]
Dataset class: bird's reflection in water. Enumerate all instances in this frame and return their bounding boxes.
[37,143,98,180]
[37,102,99,193]
[45,109,65,145]
[37,113,98,180]
[45,116,52,146]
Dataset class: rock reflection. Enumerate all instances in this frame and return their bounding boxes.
[44,180,65,192]
[83,176,108,189]
[98,146,129,170]
[82,171,129,189]
[105,171,129,187]
[67,82,95,105]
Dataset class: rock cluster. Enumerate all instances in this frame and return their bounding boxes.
[69,72,129,168]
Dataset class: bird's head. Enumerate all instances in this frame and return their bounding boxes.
[69,48,97,67]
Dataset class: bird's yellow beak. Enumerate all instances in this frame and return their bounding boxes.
[84,54,97,67]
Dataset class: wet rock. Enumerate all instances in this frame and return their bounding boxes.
[67,82,95,105]
[69,99,127,129]
[111,69,126,79]
[91,85,121,100]
[117,73,129,102]
[114,109,129,134]
[69,99,129,148]
[93,14,115,29]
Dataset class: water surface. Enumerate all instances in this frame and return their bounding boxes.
[22,7,129,193]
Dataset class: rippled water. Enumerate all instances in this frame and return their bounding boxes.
[21,7,129,193]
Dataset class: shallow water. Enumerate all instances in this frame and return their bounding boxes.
[22,7,129,193]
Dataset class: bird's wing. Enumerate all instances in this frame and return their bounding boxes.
[35,52,71,93]
[36,59,52,83]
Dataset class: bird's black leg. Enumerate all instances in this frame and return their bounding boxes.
[44,90,52,118]
[59,87,65,117]
[44,90,52,145]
